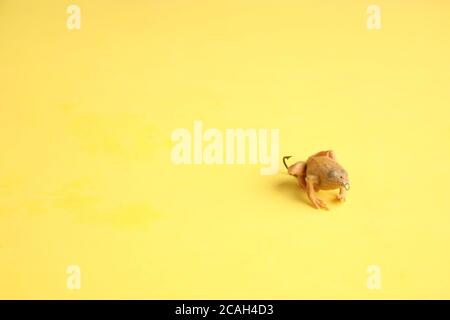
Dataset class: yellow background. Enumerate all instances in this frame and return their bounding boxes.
[1,0,449,299]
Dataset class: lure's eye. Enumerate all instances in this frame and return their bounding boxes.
[327,170,337,178]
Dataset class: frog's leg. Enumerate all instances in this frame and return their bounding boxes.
[288,161,306,189]
[337,186,347,201]
[297,168,307,189]
[285,160,307,188]
[287,161,305,177]
[306,175,328,210]
[298,175,306,189]
[311,150,337,161]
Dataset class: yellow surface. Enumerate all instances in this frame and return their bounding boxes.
[1,0,450,299]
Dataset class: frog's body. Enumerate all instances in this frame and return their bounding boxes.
[283,150,349,210]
